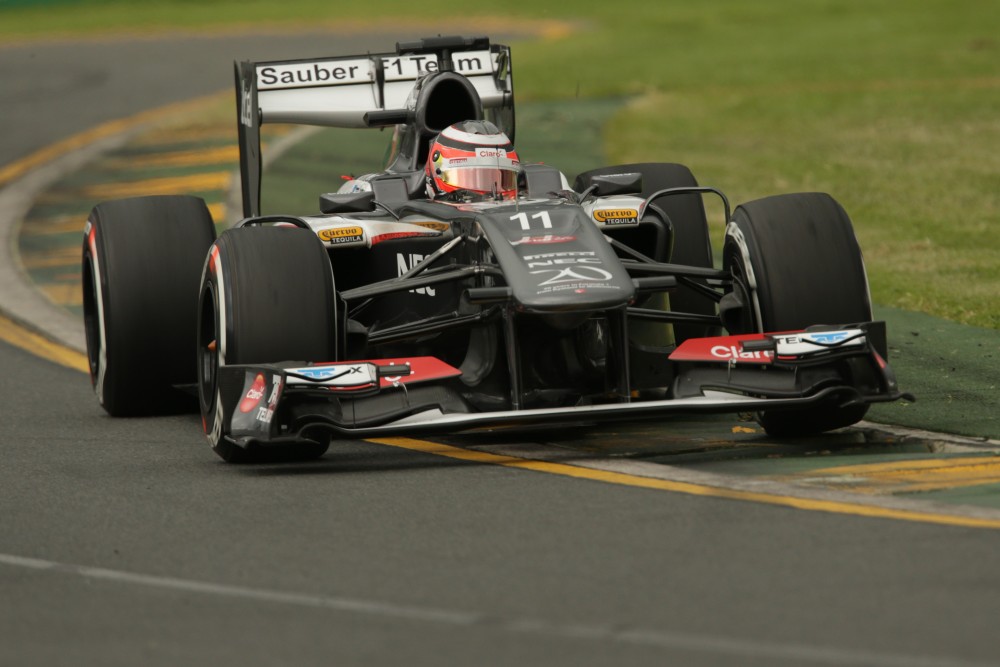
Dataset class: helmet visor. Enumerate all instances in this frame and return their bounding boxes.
[438,166,519,193]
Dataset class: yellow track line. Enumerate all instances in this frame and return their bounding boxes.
[0,92,228,188]
[132,126,236,145]
[0,313,88,373]
[102,145,238,169]
[811,456,1000,476]
[36,283,82,308]
[781,456,1000,495]
[367,437,1000,530]
[19,214,87,236]
[20,246,80,270]
[52,171,232,201]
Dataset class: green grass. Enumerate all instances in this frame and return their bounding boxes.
[4,0,999,327]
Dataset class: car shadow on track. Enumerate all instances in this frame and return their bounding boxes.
[232,441,488,478]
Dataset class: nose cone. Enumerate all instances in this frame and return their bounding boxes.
[476,202,636,313]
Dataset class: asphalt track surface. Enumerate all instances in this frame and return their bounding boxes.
[3,31,1000,667]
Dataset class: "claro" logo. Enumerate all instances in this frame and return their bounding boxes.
[239,373,267,413]
[710,345,774,361]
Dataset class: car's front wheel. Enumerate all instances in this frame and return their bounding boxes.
[723,192,873,436]
[198,226,339,463]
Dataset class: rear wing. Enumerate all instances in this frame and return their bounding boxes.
[235,36,514,217]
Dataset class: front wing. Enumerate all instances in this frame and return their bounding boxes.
[211,323,911,450]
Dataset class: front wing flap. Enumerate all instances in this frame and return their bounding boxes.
[214,323,910,448]
[215,357,464,446]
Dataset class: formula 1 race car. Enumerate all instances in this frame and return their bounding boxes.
[82,36,910,462]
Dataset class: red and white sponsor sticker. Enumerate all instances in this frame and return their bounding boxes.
[239,373,267,412]
[511,235,576,246]
[476,147,507,159]
[670,334,775,364]
[670,329,866,364]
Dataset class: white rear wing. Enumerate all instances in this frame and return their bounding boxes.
[235,36,514,216]
[249,50,510,127]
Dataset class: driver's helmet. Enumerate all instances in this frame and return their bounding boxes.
[426,120,520,198]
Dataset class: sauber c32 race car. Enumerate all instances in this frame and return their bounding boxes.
[82,36,911,462]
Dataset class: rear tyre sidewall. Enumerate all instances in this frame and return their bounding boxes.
[575,162,718,343]
[82,195,215,416]
[198,227,338,463]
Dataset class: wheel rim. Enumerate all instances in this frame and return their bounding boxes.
[197,281,220,427]
[81,254,102,383]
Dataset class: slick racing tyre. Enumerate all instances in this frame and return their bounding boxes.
[198,226,338,463]
[82,195,216,416]
[574,162,717,344]
[722,192,873,436]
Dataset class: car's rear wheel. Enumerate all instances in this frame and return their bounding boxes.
[723,192,873,436]
[198,226,338,463]
[575,162,718,344]
[82,195,216,416]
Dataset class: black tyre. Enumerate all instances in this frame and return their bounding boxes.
[574,162,718,343]
[723,192,873,436]
[82,195,216,416]
[198,226,338,463]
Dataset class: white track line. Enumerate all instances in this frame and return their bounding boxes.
[1,552,992,667]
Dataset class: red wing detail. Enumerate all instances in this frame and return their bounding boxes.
[370,357,462,388]
[670,334,774,365]
[239,373,267,412]
[370,232,429,245]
